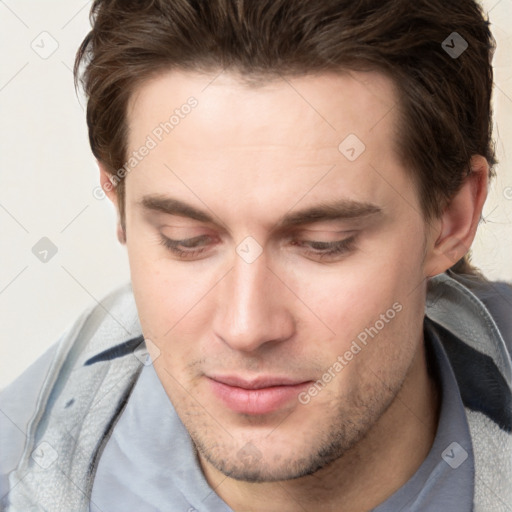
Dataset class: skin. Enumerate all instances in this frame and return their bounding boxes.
[100,69,488,511]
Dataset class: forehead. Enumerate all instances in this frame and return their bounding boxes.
[123,69,413,229]
[126,68,398,149]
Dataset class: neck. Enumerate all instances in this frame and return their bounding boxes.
[200,337,440,512]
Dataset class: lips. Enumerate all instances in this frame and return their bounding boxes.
[207,375,312,415]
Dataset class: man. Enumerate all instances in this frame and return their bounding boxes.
[1,1,511,511]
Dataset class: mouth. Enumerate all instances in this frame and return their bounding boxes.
[207,375,312,415]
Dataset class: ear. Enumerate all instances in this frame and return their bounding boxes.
[423,155,489,277]
[98,160,126,245]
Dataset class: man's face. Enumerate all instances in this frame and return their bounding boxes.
[122,69,432,481]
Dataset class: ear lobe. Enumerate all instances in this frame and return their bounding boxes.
[97,160,127,245]
[117,222,126,244]
[424,155,489,277]
[98,160,118,206]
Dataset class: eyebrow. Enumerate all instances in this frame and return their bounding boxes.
[139,194,382,230]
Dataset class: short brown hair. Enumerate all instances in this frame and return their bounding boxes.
[75,0,496,269]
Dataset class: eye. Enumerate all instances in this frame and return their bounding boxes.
[159,234,213,259]
[158,233,357,262]
[291,236,357,261]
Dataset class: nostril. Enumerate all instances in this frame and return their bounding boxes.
[64,398,75,408]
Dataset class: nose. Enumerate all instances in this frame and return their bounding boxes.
[213,248,295,353]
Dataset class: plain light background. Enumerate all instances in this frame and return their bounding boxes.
[1,0,511,389]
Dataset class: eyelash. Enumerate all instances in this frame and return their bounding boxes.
[290,237,356,260]
[159,235,211,258]
[159,234,357,261]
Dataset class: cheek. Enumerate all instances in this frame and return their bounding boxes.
[286,231,426,379]
[288,240,421,334]
[126,238,206,340]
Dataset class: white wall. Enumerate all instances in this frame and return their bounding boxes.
[471,1,512,279]
[1,0,511,389]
